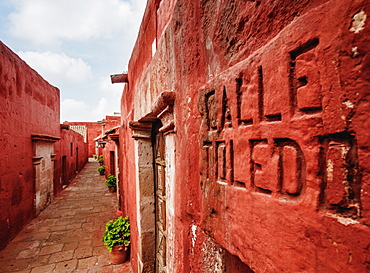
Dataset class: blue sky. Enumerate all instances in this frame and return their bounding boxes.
[0,0,147,122]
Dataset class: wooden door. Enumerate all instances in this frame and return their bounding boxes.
[61,156,67,185]
[154,122,167,272]
[110,151,115,176]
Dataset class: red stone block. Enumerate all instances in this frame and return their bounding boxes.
[282,145,299,195]
[325,141,348,205]
[261,50,288,121]
[238,69,259,124]
[252,142,279,193]
[217,142,226,180]
[233,138,250,186]
[295,51,322,111]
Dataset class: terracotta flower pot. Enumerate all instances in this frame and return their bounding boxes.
[108,186,116,193]
[109,245,127,264]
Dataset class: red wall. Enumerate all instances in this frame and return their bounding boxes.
[0,42,60,249]
[66,116,120,157]
[65,122,102,157]
[54,126,88,195]
[120,0,370,272]
[100,135,118,178]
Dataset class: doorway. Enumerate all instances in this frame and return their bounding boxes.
[75,147,79,172]
[61,156,67,185]
[110,151,115,176]
[153,121,167,272]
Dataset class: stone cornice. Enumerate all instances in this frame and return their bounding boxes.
[129,121,153,139]
[31,134,60,142]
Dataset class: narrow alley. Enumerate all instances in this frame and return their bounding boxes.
[0,160,131,273]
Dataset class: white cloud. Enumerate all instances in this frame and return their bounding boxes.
[99,76,124,98]
[9,0,136,45]
[17,51,92,85]
[61,99,91,122]
[5,0,147,122]
[61,97,116,122]
[96,97,109,116]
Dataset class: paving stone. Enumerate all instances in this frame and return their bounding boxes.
[39,219,58,227]
[16,248,40,259]
[65,223,82,230]
[15,240,41,250]
[39,244,64,255]
[16,270,31,273]
[50,225,67,232]
[28,254,50,268]
[0,162,131,272]
[63,242,79,251]
[74,247,93,259]
[93,267,114,273]
[54,259,78,272]
[80,207,94,211]
[30,264,56,273]
[78,240,92,248]
[96,254,111,267]
[0,248,19,260]
[48,250,74,263]
[77,256,97,269]
[73,269,89,273]
[12,231,34,242]
[113,262,131,272]
[93,246,107,256]
[32,232,51,241]
[0,258,32,271]
[2,241,40,259]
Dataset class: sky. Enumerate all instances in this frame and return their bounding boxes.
[0,0,147,122]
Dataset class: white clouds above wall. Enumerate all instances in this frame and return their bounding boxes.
[17,51,92,84]
[1,0,147,122]
[61,97,109,122]
[9,0,132,45]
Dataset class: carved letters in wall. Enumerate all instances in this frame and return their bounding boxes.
[199,38,362,217]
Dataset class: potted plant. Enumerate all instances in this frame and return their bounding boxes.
[106,175,117,193]
[102,213,130,264]
[92,154,98,160]
[98,165,105,175]
[98,156,104,165]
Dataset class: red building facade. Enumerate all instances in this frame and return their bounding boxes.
[118,0,370,272]
[54,126,88,195]
[0,42,89,249]
[0,42,60,249]
[65,115,120,157]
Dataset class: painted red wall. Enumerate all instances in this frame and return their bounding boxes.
[100,135,118,178]
[0,42,60,249]
[66,116,120,157]
[64,122,102,157]
[120,0,370,272]
[54,126,88,195]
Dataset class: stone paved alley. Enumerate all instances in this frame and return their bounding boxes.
[0,160,131,273]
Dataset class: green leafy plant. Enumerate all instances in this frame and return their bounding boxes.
[98,157,104,164]
[102,215,130,252]
[92,154,98,159]
[99,155,103,159]
[106,175,117,187]
[98,165,105,172]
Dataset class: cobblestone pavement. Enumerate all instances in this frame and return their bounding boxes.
[0,160,131,273]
